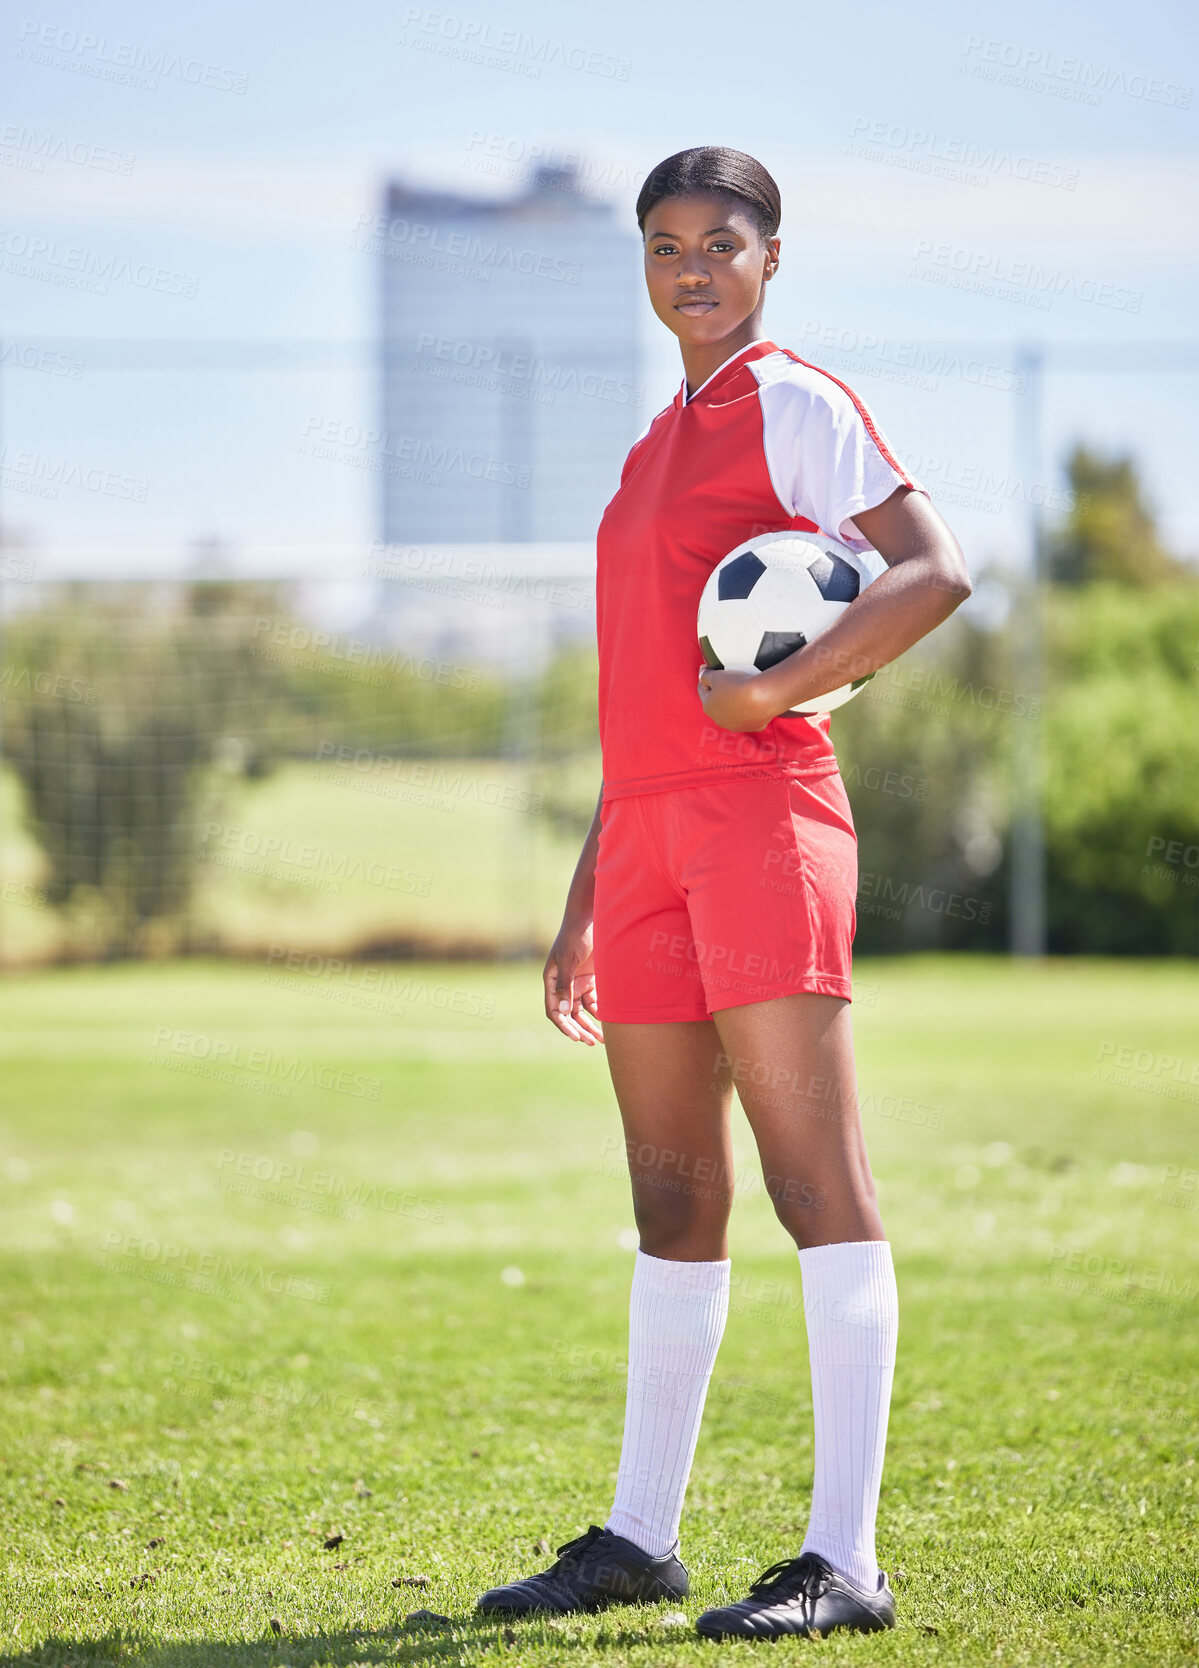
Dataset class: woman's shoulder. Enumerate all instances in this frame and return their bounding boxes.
[751,346,868,410]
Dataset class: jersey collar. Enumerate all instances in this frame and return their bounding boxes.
[673,337,777,410]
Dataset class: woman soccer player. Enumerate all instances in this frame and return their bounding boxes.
[476,146,971,1642]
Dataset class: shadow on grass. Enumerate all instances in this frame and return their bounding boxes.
[0,1613,683,1668]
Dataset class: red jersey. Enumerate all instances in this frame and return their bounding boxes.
[595,337,925,800]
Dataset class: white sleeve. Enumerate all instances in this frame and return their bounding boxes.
[759,372,925,553]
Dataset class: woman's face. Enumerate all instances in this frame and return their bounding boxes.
[642,190,779,347]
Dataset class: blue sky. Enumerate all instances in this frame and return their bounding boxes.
[2,0,1196,577]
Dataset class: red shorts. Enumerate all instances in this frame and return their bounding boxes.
[591,768,857,1024]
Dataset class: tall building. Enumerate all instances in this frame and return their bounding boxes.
[377,163,643,544]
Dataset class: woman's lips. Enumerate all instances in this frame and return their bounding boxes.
[675,297,717,313]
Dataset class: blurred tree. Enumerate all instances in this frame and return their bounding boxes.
[1042,581,1199,955]
[528,645,601,838]
[267,642,508,761]
[834,610,1010,954]
[2,579,289,957]
[1047,446,1189,587]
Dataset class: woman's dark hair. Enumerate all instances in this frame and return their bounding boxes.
[635,147,781,243]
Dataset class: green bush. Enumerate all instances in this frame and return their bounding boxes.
[833,581,1199,956]
[0,581,289,956]
[1042,583,1199,954]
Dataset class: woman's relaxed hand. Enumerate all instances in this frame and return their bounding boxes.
[543,917,604,1045]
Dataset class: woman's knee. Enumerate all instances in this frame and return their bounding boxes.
[765,1182,830,1249]
[765,1172,883,1250]
[630,1175,731,1258]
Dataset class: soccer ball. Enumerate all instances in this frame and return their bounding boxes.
[697,531,885,714]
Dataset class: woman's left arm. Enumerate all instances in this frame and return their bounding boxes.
[698,487,972,731]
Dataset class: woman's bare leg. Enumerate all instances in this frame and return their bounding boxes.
[709,992,882,1248]
[603,1017,735,1259]
[600,1019,735,1555]
[710,992,897,1595]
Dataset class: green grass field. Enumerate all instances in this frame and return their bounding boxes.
[1,955,1196,1666]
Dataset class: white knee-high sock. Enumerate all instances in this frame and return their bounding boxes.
[797,1239,899,1592]
[605,1248,730,1557]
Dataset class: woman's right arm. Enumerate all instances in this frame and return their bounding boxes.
[542,783,605,1045]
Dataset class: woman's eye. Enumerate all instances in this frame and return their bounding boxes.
[650,240,738,255]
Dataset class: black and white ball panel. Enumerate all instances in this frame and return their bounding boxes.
[717,551,767,601]
[807,552,861,603]
[696,531,882,713]
[754,630,808,672]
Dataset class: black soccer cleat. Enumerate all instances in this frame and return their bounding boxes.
[695,1549,896,1640]
[476,1524,689,1617]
